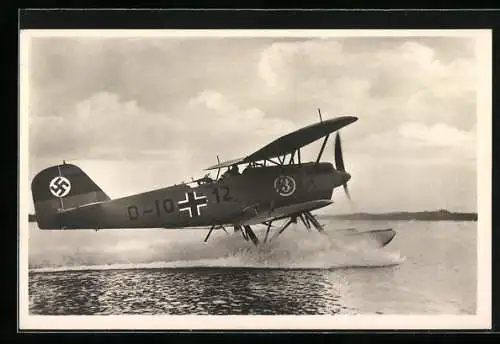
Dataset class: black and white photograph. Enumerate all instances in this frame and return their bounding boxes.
[19,29,491,330]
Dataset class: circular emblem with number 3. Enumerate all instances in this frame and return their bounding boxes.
[49,176,72,198]
[274,175,296,197]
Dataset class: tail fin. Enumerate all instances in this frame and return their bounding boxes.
[31,163,110,229]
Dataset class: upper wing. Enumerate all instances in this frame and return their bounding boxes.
[206,116,358,170]
[205,157,246,170]
[236,199,333,226]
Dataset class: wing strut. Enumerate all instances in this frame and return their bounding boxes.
[203,224,228,243]
[243,225,259,246]
[263,221,273,243]
[315,134,330,164]
[299,213,311,231]
[215,155,221,180]
[269,217,296,241]
[304,212,324,232]
[204,225,216,242]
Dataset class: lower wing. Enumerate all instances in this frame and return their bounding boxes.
[236,199,332,226]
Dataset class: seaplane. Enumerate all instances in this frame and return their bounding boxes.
[31,109,396,247]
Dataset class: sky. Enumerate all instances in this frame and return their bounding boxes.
[25,32,482,214]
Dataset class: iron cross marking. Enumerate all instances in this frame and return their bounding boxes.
[177,191,207,218]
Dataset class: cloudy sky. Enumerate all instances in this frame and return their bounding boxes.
[25,32,482,214]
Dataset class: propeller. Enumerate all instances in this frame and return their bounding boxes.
[334,132,351,201]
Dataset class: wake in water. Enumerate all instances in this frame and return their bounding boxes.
[29,223,405,273]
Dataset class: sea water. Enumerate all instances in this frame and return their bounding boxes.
[27,219,476,315]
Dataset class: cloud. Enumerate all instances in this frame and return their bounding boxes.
[258,40,345,89]
[30,90,297,168]
[346,122,476,167]
[186,89,295,138]
[27,35,481,212]
[256,38,477,133]
[30,92,184,160]
[399,122,474,148]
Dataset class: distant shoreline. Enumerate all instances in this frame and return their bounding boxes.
[322,210,477,222]
[28,209,477,223]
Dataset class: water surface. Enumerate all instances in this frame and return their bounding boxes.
[28,220,476,315]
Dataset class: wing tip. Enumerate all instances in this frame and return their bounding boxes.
[335,115,358,123]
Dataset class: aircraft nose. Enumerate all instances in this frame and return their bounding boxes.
[343,172,351,183]
[334,170,351,186]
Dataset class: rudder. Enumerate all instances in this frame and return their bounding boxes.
[31,163,110,229]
